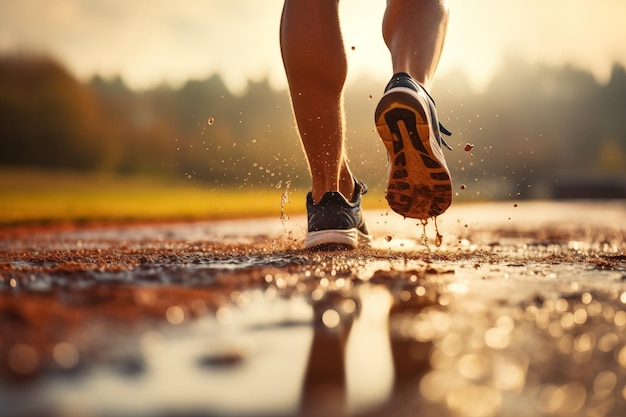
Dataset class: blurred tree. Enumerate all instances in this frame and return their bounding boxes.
[1,52,624,199]
[90,76,179,177]
[0,54,105,170]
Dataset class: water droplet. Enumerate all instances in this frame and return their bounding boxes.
[484,326,511,349]
[457,353,488,380]
[574,332,595,352]
[8,344,38,375]
[207,117,215,125]
[166,306,185,325]
[493,359,526,391]
[322,309,340,328]
[340,298,356,314]
[53,342,80,369]
[593,371,617,397]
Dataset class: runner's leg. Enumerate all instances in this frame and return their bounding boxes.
[382,0,449,88]
[280,0,354,203]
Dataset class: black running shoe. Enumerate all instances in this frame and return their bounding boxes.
[305,181,372,250]
[375,72,453,219]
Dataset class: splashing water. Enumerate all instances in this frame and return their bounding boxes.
[434,217,443,247]
[420,218,430,250]
[418,217,444,250]
[280,180,291,223]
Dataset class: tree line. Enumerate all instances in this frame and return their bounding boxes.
[1,53,625,198]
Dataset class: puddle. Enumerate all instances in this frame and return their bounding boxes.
[0,201,625,417]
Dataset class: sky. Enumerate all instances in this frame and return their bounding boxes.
[1,0,625,94]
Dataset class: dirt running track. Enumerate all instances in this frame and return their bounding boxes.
[0,201,625,417]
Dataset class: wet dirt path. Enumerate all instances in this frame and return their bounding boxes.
[0,201,625,417]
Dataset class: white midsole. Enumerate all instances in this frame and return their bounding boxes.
[305,228,372,249]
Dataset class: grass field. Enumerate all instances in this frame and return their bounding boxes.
[0,168,392,226]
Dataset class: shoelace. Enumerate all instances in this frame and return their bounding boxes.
[420,82,453,151]
[439,122,453,151]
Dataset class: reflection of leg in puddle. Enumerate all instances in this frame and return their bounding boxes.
[386,285,438,411]
[299,285,435,416]
[299,291,357,417]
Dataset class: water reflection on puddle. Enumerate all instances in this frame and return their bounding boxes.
[1,202,626,417]
[17,286,406,417]
[10,267,625,417]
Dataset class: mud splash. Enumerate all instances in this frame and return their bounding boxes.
[0,201,625,417]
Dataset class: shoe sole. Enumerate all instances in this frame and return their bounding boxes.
[375,88,452,219]
[305,228,372,250]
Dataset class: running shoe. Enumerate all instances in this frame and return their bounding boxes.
[305,180,372,250]
[375,72,453,219]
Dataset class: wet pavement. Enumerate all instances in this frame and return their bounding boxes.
[0,200,625,417]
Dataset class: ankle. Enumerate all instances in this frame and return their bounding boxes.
[339,176,355,202]
[310,177,354,204]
